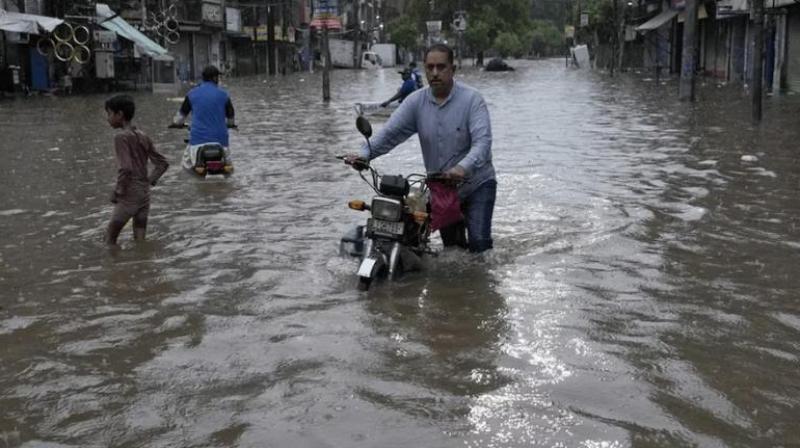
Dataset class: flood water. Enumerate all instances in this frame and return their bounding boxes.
[2,59,800,447]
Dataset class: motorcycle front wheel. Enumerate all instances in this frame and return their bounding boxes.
[357,276,372,291]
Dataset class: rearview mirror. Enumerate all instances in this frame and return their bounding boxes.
[356,116,372,139]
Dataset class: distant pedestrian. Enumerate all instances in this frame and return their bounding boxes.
[104,94,169,245]
[380,68,417,107]
[409,61,424,89]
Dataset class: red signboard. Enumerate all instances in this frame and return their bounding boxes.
[310,17,341,30]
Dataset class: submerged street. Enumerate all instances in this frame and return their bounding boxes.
[1,59,800,446]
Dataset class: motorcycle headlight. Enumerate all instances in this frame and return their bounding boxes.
[371,197,403,221]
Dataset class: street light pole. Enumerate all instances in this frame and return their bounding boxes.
[323,23,331,101]
[751,0,764,122]
[679,0,698,101]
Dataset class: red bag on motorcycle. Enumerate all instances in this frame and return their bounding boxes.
[428,180,463,231]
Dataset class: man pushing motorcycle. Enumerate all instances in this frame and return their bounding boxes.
[346,44,497,253]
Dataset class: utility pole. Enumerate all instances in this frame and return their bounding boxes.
[751,0,764,122]
[267,4,276,75]
[323,24,331,100]
[457,0,463,68]
[679,0,698,101]
[252,5,259,74]
[354,0,361,69]
[611,0,617,76]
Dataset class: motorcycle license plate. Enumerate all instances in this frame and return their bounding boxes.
[368,218,404,235]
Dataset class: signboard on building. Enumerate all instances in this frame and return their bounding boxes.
[426,20,442,34]
[226,7,241,33]
[311,0,341,29]
[452,11,467,31]
[314,0,338,15]
[716,0,748,18]
[241,25,294,42]
[202,1,224,26]
[242,25,268,41]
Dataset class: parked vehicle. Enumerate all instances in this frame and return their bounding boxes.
[485,58,515,72]
[361,51,382,69]
[338,116,441,290]
[328,38,382,69]
[168,123,235,178]
[370,43,397,67]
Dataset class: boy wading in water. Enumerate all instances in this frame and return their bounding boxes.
[105,95,169,245]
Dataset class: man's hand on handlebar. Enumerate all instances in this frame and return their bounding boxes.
[443,165,466,182]
[428,166,465,185]
[341,154,370,171]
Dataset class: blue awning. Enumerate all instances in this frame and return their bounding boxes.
[95,3,168,57]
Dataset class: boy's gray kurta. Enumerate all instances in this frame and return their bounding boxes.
[359,81,495,198]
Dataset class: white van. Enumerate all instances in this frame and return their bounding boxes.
[362,51,382,69]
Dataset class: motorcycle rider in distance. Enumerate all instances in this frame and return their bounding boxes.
[408,61,424,89]
[380,68,417,108]
[172,65,236,167]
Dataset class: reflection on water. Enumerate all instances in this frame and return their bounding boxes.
[1,60,800,446]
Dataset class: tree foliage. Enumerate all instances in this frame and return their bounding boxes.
[493,32,523,58]
[573,0,618,44]
[529,20,564,56]
[398,0,569,58]
[387,16,419,51]
[464,19,492,54]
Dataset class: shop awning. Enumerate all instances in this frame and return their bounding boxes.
[0,9,63,34]
[635,9,678,32]
[95,3,168,57]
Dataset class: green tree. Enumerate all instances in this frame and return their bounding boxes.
[464,19,492,65]
[529,20,564,57]
[493,32,523,58]
[387,16,419,52]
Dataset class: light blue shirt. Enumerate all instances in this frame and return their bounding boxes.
[360,81,495,198]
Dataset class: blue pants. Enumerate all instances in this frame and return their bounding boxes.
[440,180,497,253]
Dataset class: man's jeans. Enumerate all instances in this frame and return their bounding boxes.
[440,179,497,253]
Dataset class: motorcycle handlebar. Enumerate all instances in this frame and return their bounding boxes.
[336,155,370,172]
[426,172,460,186]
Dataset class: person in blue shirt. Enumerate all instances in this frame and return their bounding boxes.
[380,69,418,108]
[172,65,235,147]
[347,44,497,253]
[408,61,424,89]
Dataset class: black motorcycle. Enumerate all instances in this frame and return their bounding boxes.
[339,116,443,291]
[168,123,236,178]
